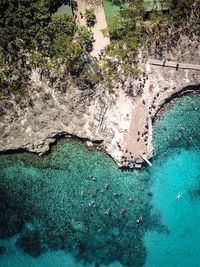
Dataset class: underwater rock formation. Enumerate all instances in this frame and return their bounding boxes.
[0,140,166,266]
[0,245,7,255]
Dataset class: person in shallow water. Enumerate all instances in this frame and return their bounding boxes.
[175,192,182,200]
[136,216,143,225]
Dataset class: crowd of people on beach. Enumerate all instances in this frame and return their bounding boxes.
[120,150,135,168]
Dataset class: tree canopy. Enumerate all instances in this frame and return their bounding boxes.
[0,0,199,99]
[106,0,199,59]
[0,0,96,97]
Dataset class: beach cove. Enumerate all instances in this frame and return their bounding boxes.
[0,1,200,266]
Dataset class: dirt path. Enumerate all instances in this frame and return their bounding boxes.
[74,0,110,57]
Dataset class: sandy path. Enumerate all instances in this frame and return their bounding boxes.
[74,0,110,57]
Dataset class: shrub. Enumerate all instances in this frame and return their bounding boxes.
[84,8,96,27]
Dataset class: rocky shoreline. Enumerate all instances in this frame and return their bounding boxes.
[105,52,200,167]
[0,34,200,167]
[0,67,199,168]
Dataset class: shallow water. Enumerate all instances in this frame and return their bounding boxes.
[144,148,200,267]
[0,94,199,267]
[144,94,200,267]
[0,141,155,267]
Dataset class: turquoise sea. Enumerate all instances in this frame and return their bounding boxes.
[0,94,199,267]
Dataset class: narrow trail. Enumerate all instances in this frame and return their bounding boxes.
[149,59,200,71]
[74,0,110,57]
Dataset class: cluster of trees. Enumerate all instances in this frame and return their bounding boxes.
[0,0,199,98]
[104,0,199,71]
[108,0,199,42]
[0,0,98,98]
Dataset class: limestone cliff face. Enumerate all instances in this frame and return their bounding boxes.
[0,35,200,166]
[0,70,105,153]
[0,69,131,161]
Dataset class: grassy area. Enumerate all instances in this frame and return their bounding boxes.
[103,0,122,27]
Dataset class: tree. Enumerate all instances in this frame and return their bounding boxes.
[77,26,94,52]
[84,8,96,27]
[47,14,77,40]
[108,0,127,4]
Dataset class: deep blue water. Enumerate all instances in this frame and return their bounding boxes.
[0,94,199,267]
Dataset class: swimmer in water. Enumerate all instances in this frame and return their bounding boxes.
[175,192,181,200]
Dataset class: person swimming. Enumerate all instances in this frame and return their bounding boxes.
[175,192,181,200]
[136,216,143,225]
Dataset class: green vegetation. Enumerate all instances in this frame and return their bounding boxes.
[0,0,199,100]
[101,0,200,89]
[104,1,146,72]
[0,0,97,98]
[84,8,96,27]
[105,0,200,61]
[144,0,170,11]
[103,0,123,26]
[78,26,94,52]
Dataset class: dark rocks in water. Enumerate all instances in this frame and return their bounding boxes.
[188,188,200,200]
[0,213,23,239]
[147,190,153,196]
[0,189,24,239]
[16,230,47,257]
[0,142,163,267]
[0,245,7,255]
[47,236,65,251]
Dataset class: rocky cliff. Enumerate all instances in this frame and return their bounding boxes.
[0,35,200,166]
